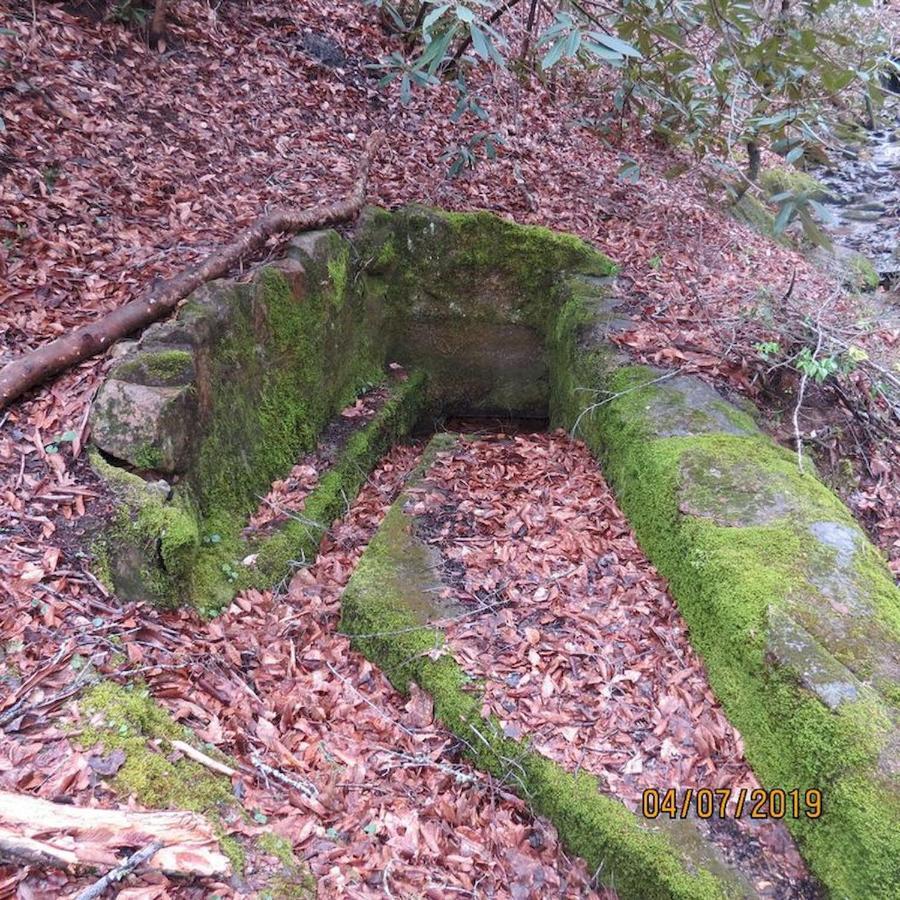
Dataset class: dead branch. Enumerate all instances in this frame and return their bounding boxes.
[0,831,78,868]
[0,131,384,411]
[73,841,163,900]
[0,791,230,876]
[170,740,237,778]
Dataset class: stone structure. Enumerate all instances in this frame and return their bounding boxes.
[90,205,899,897]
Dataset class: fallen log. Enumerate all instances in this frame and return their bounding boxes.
[0,791,229,877]
[0,131,384,411]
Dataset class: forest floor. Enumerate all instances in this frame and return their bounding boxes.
[0,0,898,896]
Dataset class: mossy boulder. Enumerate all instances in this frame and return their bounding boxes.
[549,288,900,897]
[91,375,197,474]
[759,167,831,202]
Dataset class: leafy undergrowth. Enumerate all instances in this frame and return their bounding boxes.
[408,431,816,898]
[0,444,610,898]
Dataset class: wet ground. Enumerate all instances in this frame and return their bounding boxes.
[814,112,900,283]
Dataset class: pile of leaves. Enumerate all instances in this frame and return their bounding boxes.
[409,432,814,898]
[1,443,606,897]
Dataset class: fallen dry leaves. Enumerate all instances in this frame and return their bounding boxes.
[0,0,897,894]
[2,442,607,898]
[409,431,815,898]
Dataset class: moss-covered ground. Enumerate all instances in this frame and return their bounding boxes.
[76,681,246,872]
[76,680,317,894]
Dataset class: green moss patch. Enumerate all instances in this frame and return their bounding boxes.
[90,452,201,607]
[256,832,317,899]
[759,167,828,200]
[78,681,234,811]
[111,349,195,387]
[251,370,427,587]
[76,681,244,872]
[166,372,424,615]
[848,253,879,291]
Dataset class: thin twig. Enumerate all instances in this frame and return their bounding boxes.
[73,841,164,900]
[250,753,318,799]
[324,661,417,737]
[571,367,684,437]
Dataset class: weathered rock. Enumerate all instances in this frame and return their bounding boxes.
[766,605,862,709]
[677,451,797,526]
[91,377,197,473]
[634,374,758,438]
[553,296,900,894]
[298,31,345,67]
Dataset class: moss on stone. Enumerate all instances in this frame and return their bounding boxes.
[849,253,879,291]
[193,266,383,517]
[112,349,194,386]
[131,443,165,471]
[374,234,397,270]
[728,193,792,246]
[326,245,350,309]
[361,205,616,336]
[172,372,428,615]
[551,352,900,896]
[89,452,200,606]
[256,833,316,898]
[759,167,827,199]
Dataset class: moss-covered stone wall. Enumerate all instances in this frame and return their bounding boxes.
[546,272,900,897]
[356,205,617,417]
[90,229,414,612]
[340,436,732,900]
[89,207,616,610]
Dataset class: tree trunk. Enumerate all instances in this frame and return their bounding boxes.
[734,139,761,201]
[149,0,167,48]
[0,132,383,411]
[520,0,539,66]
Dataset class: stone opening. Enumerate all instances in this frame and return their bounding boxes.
[88,205,621,612]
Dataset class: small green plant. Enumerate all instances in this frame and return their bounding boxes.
[648,254,662,270]
[44,430,78,454]
[109,0,150,26]
[441,131,504,177]
[754,340,782,361]
[795,347,839,383]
